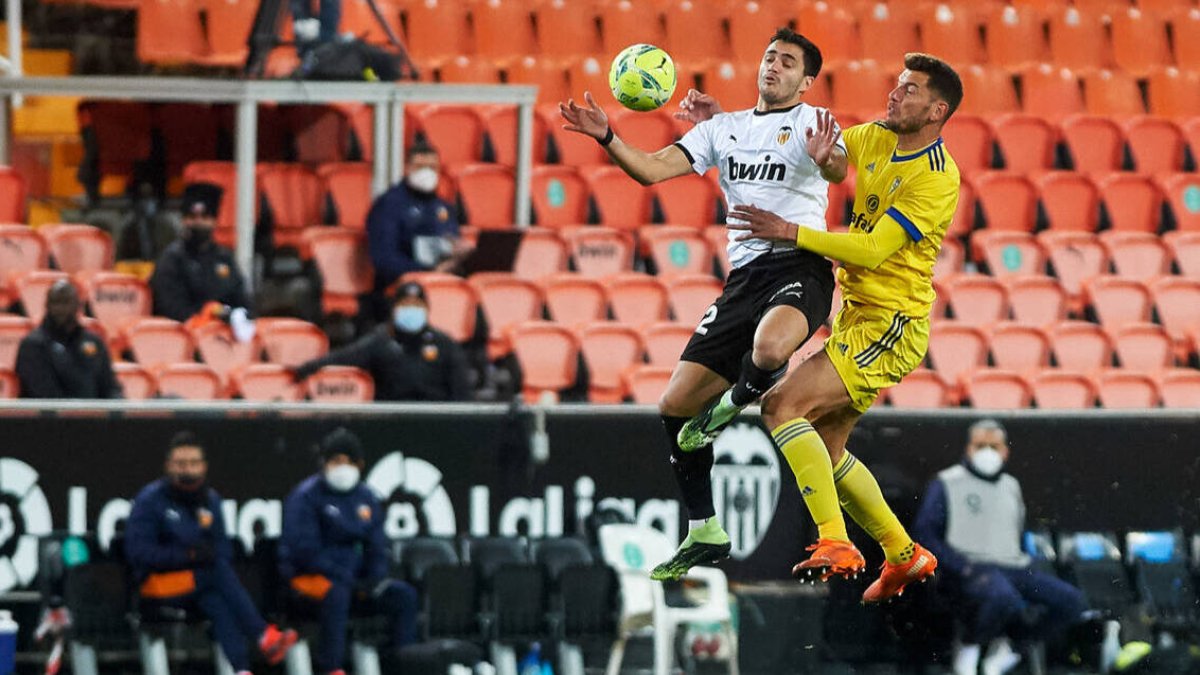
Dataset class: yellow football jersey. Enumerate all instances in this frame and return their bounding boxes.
[838,121,960,317]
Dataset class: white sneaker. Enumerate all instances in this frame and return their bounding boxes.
[982,638,1022,675]
[954,643,981,675]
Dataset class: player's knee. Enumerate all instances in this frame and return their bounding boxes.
[751,334,796,372]
[760,388,805,429]
[658,389,692,417]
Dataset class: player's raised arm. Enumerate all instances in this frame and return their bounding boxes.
[727,204,908,270]
[559,91,694,186]
[807,109,848,184]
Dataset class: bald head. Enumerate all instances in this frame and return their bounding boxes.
[45,280,79,330]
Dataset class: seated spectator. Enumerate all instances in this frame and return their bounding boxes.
[15,280,122,399]
[280,428,418,674]
[292,281,470,401]
[116,162,180,267]
[291,0,341,54]
[124,432,297,674]
[150,182,254,340]
[914,419,1091,675]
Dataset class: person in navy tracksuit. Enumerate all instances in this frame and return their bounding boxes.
[280,427,418,675]
[125,432,297,674]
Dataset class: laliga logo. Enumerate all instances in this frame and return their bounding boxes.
[0,459,53,593]
[711,423,781,560]
[366,452,456,539]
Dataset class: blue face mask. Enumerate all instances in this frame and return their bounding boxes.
[393,306,427,333]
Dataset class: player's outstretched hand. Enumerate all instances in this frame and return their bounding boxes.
[559,91,610,141]
[805,109,842,168]
[673,88,722,125]
[728,204,799,243]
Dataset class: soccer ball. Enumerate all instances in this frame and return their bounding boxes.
[609,44,677,112]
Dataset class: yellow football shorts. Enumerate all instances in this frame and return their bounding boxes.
[823,301,930,413]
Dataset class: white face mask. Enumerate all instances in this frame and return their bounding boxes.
[325,464,360,492]
[406,167,439,194]
[393,306,427,333]
[969,446,1005,478]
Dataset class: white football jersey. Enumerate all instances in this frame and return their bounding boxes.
[676,103,844,269]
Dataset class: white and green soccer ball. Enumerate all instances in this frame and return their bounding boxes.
[609,43,677,112]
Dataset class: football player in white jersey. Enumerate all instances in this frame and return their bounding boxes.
[560,27,848,580]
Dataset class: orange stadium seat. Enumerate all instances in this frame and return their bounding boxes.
[964,370,1032,409]
[454,164,515,228]
[1086,276,1153,327]
[540,102,609,167]
[956,65,1020,118]
[664,0,730,74]
[413,105,485,166]
[885,369,952,408]
[606,273,669,326]
[535,0,600,64]
[794,2,859,68]
[641,226,714,278]
[511,321,579,402]
[1060,116,1124,175]
[287,104,354,165]
[641,321,692,366]
[530,166,589,228]
[859,2,920,66]
[653,174,720,228]
[1043,227,1110,302]
[320,162,372,229]
[337,0,402,46]
[469,273,545,358]
[0,168,26,224]
[125,318,194,370]
[992,115,1056,172]
[949,178,976,237]
[943,275,1008,327]
[306,228,373,315]
[918,3,984,64]
[971,231,1046,277]
[1111,6,1171,78]
[0,316,32,370]
[403,0,469,69]
[483,102,552,165]
[600,0,666,56]
[513,229,569,281]
[564,57,611,107]
[927,322,989,389]
[666,274,720,325]
[472,0,535,68]
[1171,7,1200,72]
[1096,371,1161,408]
[1038,172,1101,232]
[1159,173,1200,232]
[624,364,673,404]
[941,114,994,176]
[1050,321,1114,372]
[86,272,151,336]
[1147,68,1200,120]
[1005,275,1068,327]
[257,164,323,251]
[401,272,478,342]
[565,227,635,277]
[974,172,1038,232]
[1022,65,1084,122]
[1098,174,1164,233]
[610,108,677,153]
[258,318,329,367]
[1111,322,1174,372]
[1099,231,1170,281]
[1159,368,1200,408]
[234,364,302,402]
[0,225,47,305]
[935,237,965,279]
[15,271,69,324]
[1163,231,1200,276]
[113,362,156,400]
[728,1,784,68]
[1030,370,1097,409]
[1048,5,1112,75]
[584,166,653,230]
[1081,70,1146,119]
[579,322,644,403]
[704,226,731,277]
[1149,277,1200,348]
[437,55,500,84]
[701,61,761,113]
[306,365,375,402]
[987,5,1049,73]
[829,60,894,120]
[138,0,208,65]
[542,274,607,326]
[1124,117,1186,174]
[990,323,1051,373]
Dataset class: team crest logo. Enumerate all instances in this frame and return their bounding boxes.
[889,177,902,195]
[197,508,213,529]
[422,344,439,361]
[81,341,98,357]
[776,126,793,145]
[437,206,449,222]
[216,263,230,279]
[866,194,880,214]
[358,504,372,521]
[711,424,781,560]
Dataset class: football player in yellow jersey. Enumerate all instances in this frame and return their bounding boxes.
[723,53,963,603]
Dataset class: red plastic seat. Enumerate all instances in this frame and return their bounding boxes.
[935,237,965,279]
[1005,275,1068,327]
[1149,277,1200,349]
[306,228,374,315]
[1099,232,1170,281]
[579,322,643,403]
[480,103,551,166]
[125,318,194,371]
[403,0,469,69]
[1029,370,1098,409]
[987,5,1049,73]
[512,229,569,281]
[234,364,302,402]
[1098,174,1164,233]
[886,369,952,408]
[964,370,1032,409]
[137,0,208,65]
[666,274,721,325]
[43,224,113,274]
[437,55,500,84]
[113,362,156,400]
[1163,231,1200,276]
[157,363,225,400]
[609,108,678,153]
[584,166,653,230]
[257,163,323,251]
[943,276,1008,327]
[1157,173,1200,232]
[927,322,989,390]
[400,272,478,342]
[87,272,152,336]
[191,322,261,390]
[641,226,715,278]
[600,0,666,59]
[1112,6,1171,77]
[728,1,784,68]
[989,323,1051,374]
[1039,231,1108,306]
[641,321,692,367]
[542,274,607,327]
[530,166,589,228]
[1050,321,1114,373]
[1021,65,1084,122]
[624,364,674,404]
[1124,117,1186,173]
[472,0,535,69]
[306,365,375,402]
[1086,277,1152,327]
[1037,172,1101,232]
[1096,370,1161,408]
[794,1,859,68]
[454,164,515,229]
[917,2,984,65]
[535,0,600,64]
[941,114,994,176]
[0,225,48,306]
[540,101,609,168]
[258,318,329,367]
[200,0,258,66]
[663,0,730,74]
[565,227,635,278]
[974,172,1038,232]
[1111,323,1174,372]
[1147,68,1200,120]
[1060,116,1123,176]
[0,315,32,370]
[992,115,1057,172]
[15,271,70,324]
[0,168,26,224]
[606,273,669,327]
[1048,6,1112,75]
[829,60,894,120]
[1081,69,1145,119]
[469,273,545,359]
[413,104,485,166]
[320,162,372,229]
[956,64,1020,118]
[510,321,579,403]
[971,231,1046,277]
[1158,368,1200,408]
[652,174,721,228]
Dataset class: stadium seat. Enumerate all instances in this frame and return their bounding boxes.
[728,1,784,68]
[1096,371,1161,408]
[0,316,31,370]
[320,162,372,229]
[917,2,983,65]
[113,362,156,400]
[1163,231,1200,276]
[399,273,478,342]
[1111,6,1171,77]
[1086,276,1152,327]
[530,166,589,228]
[258,318,329,367]
[1059,116,1124,175]
[437,54,501,84]
[986,5,1048,72]
[541,274,607,326]
[664,0,730,74]
[600,0,666,59]
[605,273,669,326]
[1050,321,1114,372]
[1099,174,1164,233]
[1158,368,1200,408]
[534,0,600,64]
[579,322,643,403]
[941,114,994,176]
[665,274,721,325]
[305,365,375,402]
[0,225,48,305]
[610,108,677,154]
[1029,370,1097,409]
[565,227,635,277]
[0,168,26,224]
[584,166,653,230]
[512,229,568,281]
[1021,65,1085,122]
[137,0,208,65]
[971,231,1046,276]
[934,237,965,279]
[1040,232,1108,306]
[927,322,988,389]
[700,61,761,112]
[0,367,17,399]
[973,171,1038,232]
[336,0,402,46]
[413,105,485,166]
[640,226,714,278]
[306,228,373,316]
[623,364,673,404]
[1081,69,1146,118]
[652,174,721,228]
[541,101,609,167]
[1037,172,1101,232]
[510,321,579,403]
[472,0,535,68]
[956,64,1021,118]
[1005,275,1068,327]
[1147,68,1200,120]
[234,364,301,402]
[1157,173,1200,232]
[1171,7,1200,72]
[1099,231,1170,281]
[1124,117,1185,174]
[989,323,1051,374]
[1048,6,1112,75]
[964,370,1032,409]
[885,369,952,408]
[199,0,257,66]
[794,1,859,68]
[641,322,692,367]
[287,105,354,165]
[156,363,224,400]
[991,115,1056,172]
[454,164,515,228]
[257,163,323,251]
[943,275,1008,327]
[403,0,469,69]
[86,272,151,336]
[481,103,551,166]
[43,224,113,274]
[829,60,893,119]
[949,177,976,237]
[854,1,918,65]
[1149,277,1200,351]
[125,318,194,370]
[703,225,731,277]
[1111,323,1174,372]
[191,322,260,391]
[469,273,545,359]
[15,271,69,324]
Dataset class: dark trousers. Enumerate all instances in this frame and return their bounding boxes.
[151,562,267,671]
[291,0,343,47]
[314,580,419,672]
[958,565,1088,645]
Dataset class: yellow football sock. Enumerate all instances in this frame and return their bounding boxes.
[772,419,848,542]
[832,452,915,565]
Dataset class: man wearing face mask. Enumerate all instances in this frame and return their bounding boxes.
[290,281,471,401]
[913,419,1089,675]
[125,432,299,675]
[150,182,252,325]
[16,280,122,398]
[280,427,419,675]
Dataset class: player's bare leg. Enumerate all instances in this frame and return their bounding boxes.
[678,305,809,451]
[652,361,735,581]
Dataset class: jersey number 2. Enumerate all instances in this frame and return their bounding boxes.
[695,305,718,335]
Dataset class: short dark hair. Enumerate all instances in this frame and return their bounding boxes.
[167,431,204,460]
[904,53,963,121]
[769,27,823,78]
[406,139,439,162]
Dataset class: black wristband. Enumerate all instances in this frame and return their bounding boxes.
[598,126,614,146]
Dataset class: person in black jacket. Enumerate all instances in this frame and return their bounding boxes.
[150,182,252,324]
[292,281,471,401]
[125,432,297,674]
[15,280,122,399]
